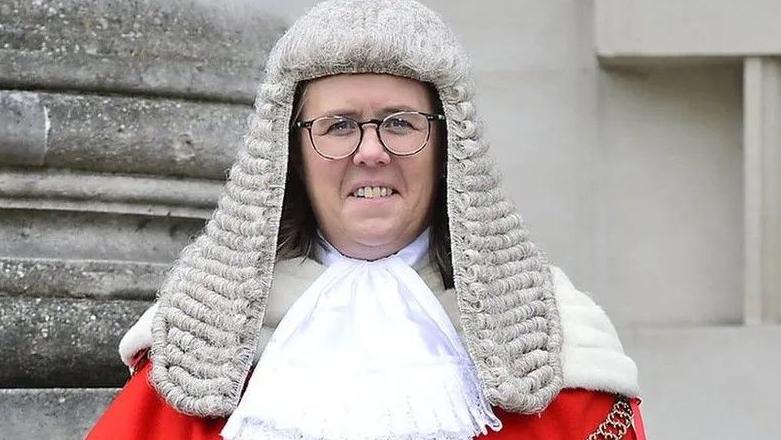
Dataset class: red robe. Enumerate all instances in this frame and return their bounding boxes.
[87,356,645,440]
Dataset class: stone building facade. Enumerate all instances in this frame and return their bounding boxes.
[0,1,284,437]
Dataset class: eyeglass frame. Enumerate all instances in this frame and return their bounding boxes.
[294,111,447,160]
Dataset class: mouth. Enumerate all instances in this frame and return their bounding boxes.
[349,185,397,199]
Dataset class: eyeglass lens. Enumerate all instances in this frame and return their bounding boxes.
[309,112,430,158]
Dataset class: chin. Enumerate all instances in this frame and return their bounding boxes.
[349,221,403,247]
[347,219,415,253]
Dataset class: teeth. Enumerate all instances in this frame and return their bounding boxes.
[353,186,394,198]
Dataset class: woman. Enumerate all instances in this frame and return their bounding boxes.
[88,0,646,438]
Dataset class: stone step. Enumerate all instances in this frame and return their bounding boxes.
[0,168,221,218]
[0,207,204,263]
[0,0,286,103]
[0,296,150,387]
[0,257,166,301]
[0,90,250,179]
[0,387,119,440]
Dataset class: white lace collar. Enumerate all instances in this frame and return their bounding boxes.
[220,229,502,439]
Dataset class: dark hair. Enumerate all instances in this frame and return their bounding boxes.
[276,80,454,289]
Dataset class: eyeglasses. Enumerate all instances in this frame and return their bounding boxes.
[294,111,446,160]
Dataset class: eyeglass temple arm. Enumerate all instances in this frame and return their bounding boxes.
[295,113,445,127]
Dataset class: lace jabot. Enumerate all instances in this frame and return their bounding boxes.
[220,229,502,439]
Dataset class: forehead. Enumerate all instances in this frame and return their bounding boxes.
[301,73,434,117]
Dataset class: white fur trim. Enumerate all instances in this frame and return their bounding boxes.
[118,302,158,370]
[116,264,641,398]
[551,265,640,397]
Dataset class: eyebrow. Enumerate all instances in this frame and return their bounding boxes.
[315,105,420,119]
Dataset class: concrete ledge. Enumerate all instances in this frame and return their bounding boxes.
[0,208,204,264]
[0,257,166,300]
[596,0,781,60]
[0,296,150,387]
[0,387,119,440]
[0,91,46,166]
[0,0,286,102]
[0,90,250,179]
[0,168,221,218]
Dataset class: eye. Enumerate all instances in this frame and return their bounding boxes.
[387,117,413,129]
[327,120,353,133]
[382,113,425,135]
[383,118,415,135]
[313,117,358,137]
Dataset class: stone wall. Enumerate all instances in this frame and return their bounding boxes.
[0,1,285,437]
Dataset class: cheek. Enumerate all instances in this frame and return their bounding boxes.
[300,143,324,204]
[422,137,441,187]
[300,144,344,207]
[417,139,441,209]
[406,149,439,202]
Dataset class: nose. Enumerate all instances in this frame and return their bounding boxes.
[352,124,391,167]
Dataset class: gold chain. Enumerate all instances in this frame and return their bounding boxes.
[586,395,634,440]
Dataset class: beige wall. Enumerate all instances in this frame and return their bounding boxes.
[596,63,744,327]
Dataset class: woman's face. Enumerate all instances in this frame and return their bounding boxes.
[297,73,441,260]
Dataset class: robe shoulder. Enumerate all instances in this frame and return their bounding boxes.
[85,357,226,440]
[87,356,644,440]
[482,388,643,439]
